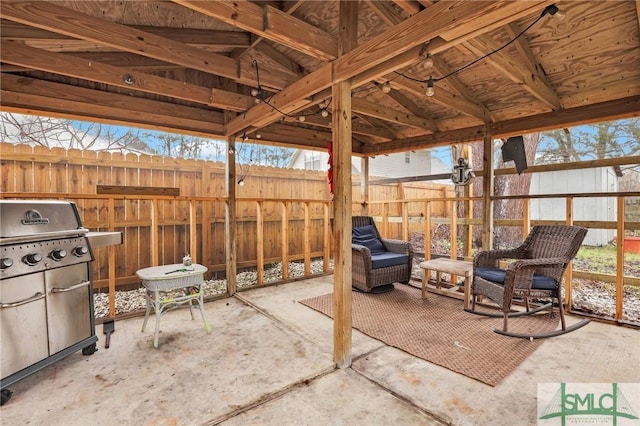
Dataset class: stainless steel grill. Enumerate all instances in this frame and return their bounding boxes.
[0,200,98,402]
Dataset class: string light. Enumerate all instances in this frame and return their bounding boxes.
[426,77,434,97]
[381,82,392,93]
[249,60,332,124]
[395,4,563,98]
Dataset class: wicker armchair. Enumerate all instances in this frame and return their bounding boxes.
[351,216,413,293]
[466,225,590,338]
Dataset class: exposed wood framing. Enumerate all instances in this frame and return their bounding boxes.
[332,0,357,370]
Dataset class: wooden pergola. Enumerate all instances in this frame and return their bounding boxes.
[1,1,639,367]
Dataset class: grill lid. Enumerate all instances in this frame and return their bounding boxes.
[0,200,85,239]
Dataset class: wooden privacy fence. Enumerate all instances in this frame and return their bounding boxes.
[0,142,453,291]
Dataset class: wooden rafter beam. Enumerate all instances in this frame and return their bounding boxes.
[0,41,253,112]
[172,0,338,61]
[0,20,252,50]
[385,87,439,129]
[351,98,437,132]
[0,1,293,90]
[366,0,490,125]
[361,94,640,155]
[226,1,542,136]
[365,0,404,26]
[635,1,640,37]
[392,74,490,122]
[0,73,338,150]
[281,115,391,141]
[462,35,562,110]
[429,54,489,116]
[0,74,226,136]
[392,0,422,16]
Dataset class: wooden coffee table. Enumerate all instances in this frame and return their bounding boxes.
[420,258,473,309]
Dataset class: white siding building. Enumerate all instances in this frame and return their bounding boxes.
[288,149,450,180]
[529,167,618,246]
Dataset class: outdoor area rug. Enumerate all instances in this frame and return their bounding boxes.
[299,284,559,386]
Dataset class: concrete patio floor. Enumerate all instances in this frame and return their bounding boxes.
[1,275,639,425]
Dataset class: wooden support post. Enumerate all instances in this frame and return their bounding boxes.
[225,137,237,295]
[108,197,116,318]
[481,132,494,250]
[256,200,264,285]
[332,0,357,370]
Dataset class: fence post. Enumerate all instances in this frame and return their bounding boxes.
[225,137,237,296]
[482,133,494,250]
[324,202,331,272]
[616,196,625,320]
[281,201,290,281]
[564,197,575,311]
[424,201,431,261]
[256,201,264,285]
[108,197,116,318]
[304,202,311,276]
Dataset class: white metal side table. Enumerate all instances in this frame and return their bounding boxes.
[136,263,211,348]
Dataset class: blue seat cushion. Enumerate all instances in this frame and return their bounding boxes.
[352,225,385,254]
[475,267,558,290]
[371,252,409,269]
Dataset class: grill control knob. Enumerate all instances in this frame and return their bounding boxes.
[1,258,13,269]
[50,249,67,261]
[73,246,89,257]
[23,253,42,266]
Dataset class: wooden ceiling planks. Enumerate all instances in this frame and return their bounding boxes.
[0,1,639,154]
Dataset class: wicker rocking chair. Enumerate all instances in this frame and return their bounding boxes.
[465,225,590,339]
[351,216,413,293]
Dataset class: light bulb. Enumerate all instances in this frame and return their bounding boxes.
[228,147,235,155]
[250,88,259,97]
[321,109,329,118]
[256,132,262,139]
[237,178,245,186]
[318,100,327,109]
[381,82,391,94]
[298,115,306,122]
[254,97,261,104]
[554,9,565,20]
[422,55,433,69]
[426,77,434,97]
